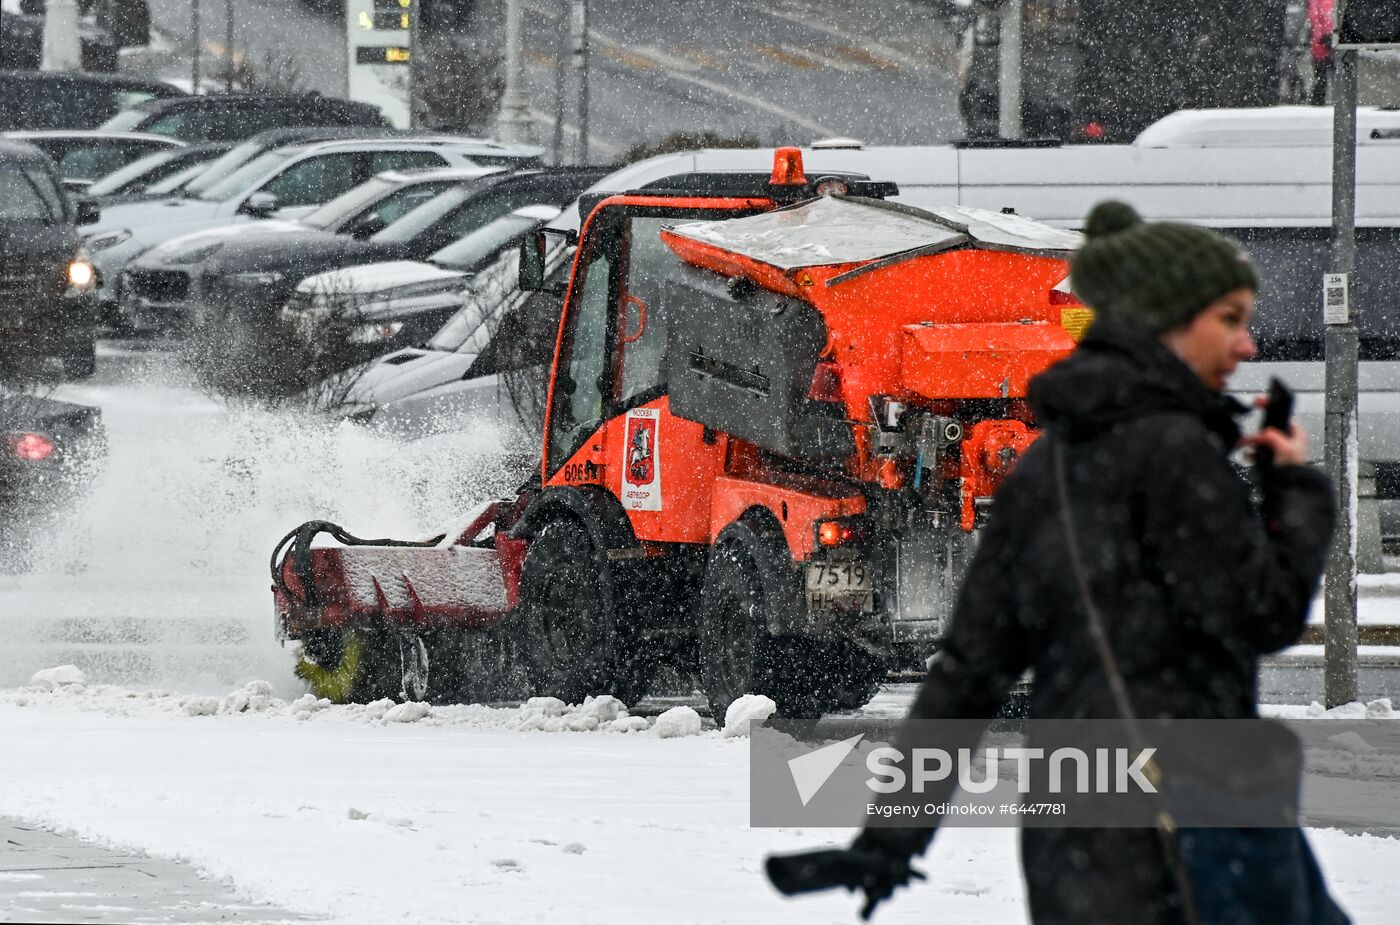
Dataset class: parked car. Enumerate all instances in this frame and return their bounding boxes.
[0,69,183,131]
[84,141,234,202]
[0,138,101,379]
[117,166,601,334]
[0,387,104,571]
[330,243,566,451]
[140,126,399,202]
[117,165,502,332]
[282,204,563,368]
[84,135,546,318]
[4,130,183,190]
[97,92,392,143]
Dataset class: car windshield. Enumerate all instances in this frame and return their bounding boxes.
[98,109,148,133]
[301,176,396,231]
[370,185,473,244]
[0,164,64,222]
[178,137,269,197]
[427,249,523,352]
[429,209,558,272]
[145,160,210,195]
[86,148,180,195]
[195,148,298,202]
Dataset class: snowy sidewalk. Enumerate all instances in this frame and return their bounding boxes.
[0,818,310,924]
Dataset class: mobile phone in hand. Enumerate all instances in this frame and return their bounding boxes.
[1256,377,1294,469]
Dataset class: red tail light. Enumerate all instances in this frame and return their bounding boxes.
[807,359,843,403]
[8,433,56,461]
[1080,121,1107,141]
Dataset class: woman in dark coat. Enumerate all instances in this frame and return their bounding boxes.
[841,201,1344,923]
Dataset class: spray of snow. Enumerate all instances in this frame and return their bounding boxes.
[0,357,518,694]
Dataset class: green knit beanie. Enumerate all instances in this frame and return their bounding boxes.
[1070,201,1258,334]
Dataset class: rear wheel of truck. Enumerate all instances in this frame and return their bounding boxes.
[699,535,830,723]
[295,626,400,704]
[518,518,648,705]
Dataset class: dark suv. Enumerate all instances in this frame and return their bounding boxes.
[99,93,390,143]
[0,139,101,379]
[0,69,184,131]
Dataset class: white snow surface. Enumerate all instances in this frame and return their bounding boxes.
[4,356,1400,923]
[2,682,1400,924]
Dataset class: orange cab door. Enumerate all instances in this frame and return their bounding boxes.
[543,207,731,544]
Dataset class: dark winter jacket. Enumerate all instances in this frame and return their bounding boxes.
[861,317,1336,924]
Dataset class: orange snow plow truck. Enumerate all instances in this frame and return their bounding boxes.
[272,149,1086,719]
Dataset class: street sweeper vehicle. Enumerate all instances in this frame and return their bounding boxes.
[271,149,1085,719]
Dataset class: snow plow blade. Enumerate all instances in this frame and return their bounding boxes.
[271,502,525,640]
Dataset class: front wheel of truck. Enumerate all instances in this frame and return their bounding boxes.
[518,517,648,705]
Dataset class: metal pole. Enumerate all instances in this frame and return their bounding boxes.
[571,0,588,163]
[1324,47,1359,708]
[496,0,532,143]
[408,0,419,128]
[997,0,1023,139]
[552,4,567,165]
[225,0,234,92]
[191,0,201,93]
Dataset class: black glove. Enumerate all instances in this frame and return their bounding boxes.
[765,832,926,921]
[847,830,927,920]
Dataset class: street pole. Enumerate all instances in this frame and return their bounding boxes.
[40,0,82,71]
[997,0,1023,139]
[1324,46,1359,708]
[496,0,532,144]
[552,11,567,165]
[225,0,235,92]
[571,0,589,163]
[191,0,202,93]
[408,0,419,128]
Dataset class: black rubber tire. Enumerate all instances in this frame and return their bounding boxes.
[699,539,770,724]
[700,536,886,722]
[518,518,648,705]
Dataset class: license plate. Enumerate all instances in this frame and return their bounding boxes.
[805,560,875,612]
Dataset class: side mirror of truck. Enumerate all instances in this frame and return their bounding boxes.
[518,228,575,295]
[74,197,101,226]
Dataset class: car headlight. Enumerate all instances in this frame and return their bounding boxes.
[84,229,132,253]
[348,321,405,344]
[68,257,95,290]
[225,270,286,288]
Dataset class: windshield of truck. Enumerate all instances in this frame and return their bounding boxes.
[195,148,298,202]
[0,164,64,222]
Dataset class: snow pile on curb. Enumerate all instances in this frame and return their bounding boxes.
[29,665,86,691]
[721,694,776,738]
[653,706,702,738]
[2,669,723,738]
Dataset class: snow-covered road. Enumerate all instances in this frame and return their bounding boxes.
[4,347,1400,924]
[3,682,1400,925]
